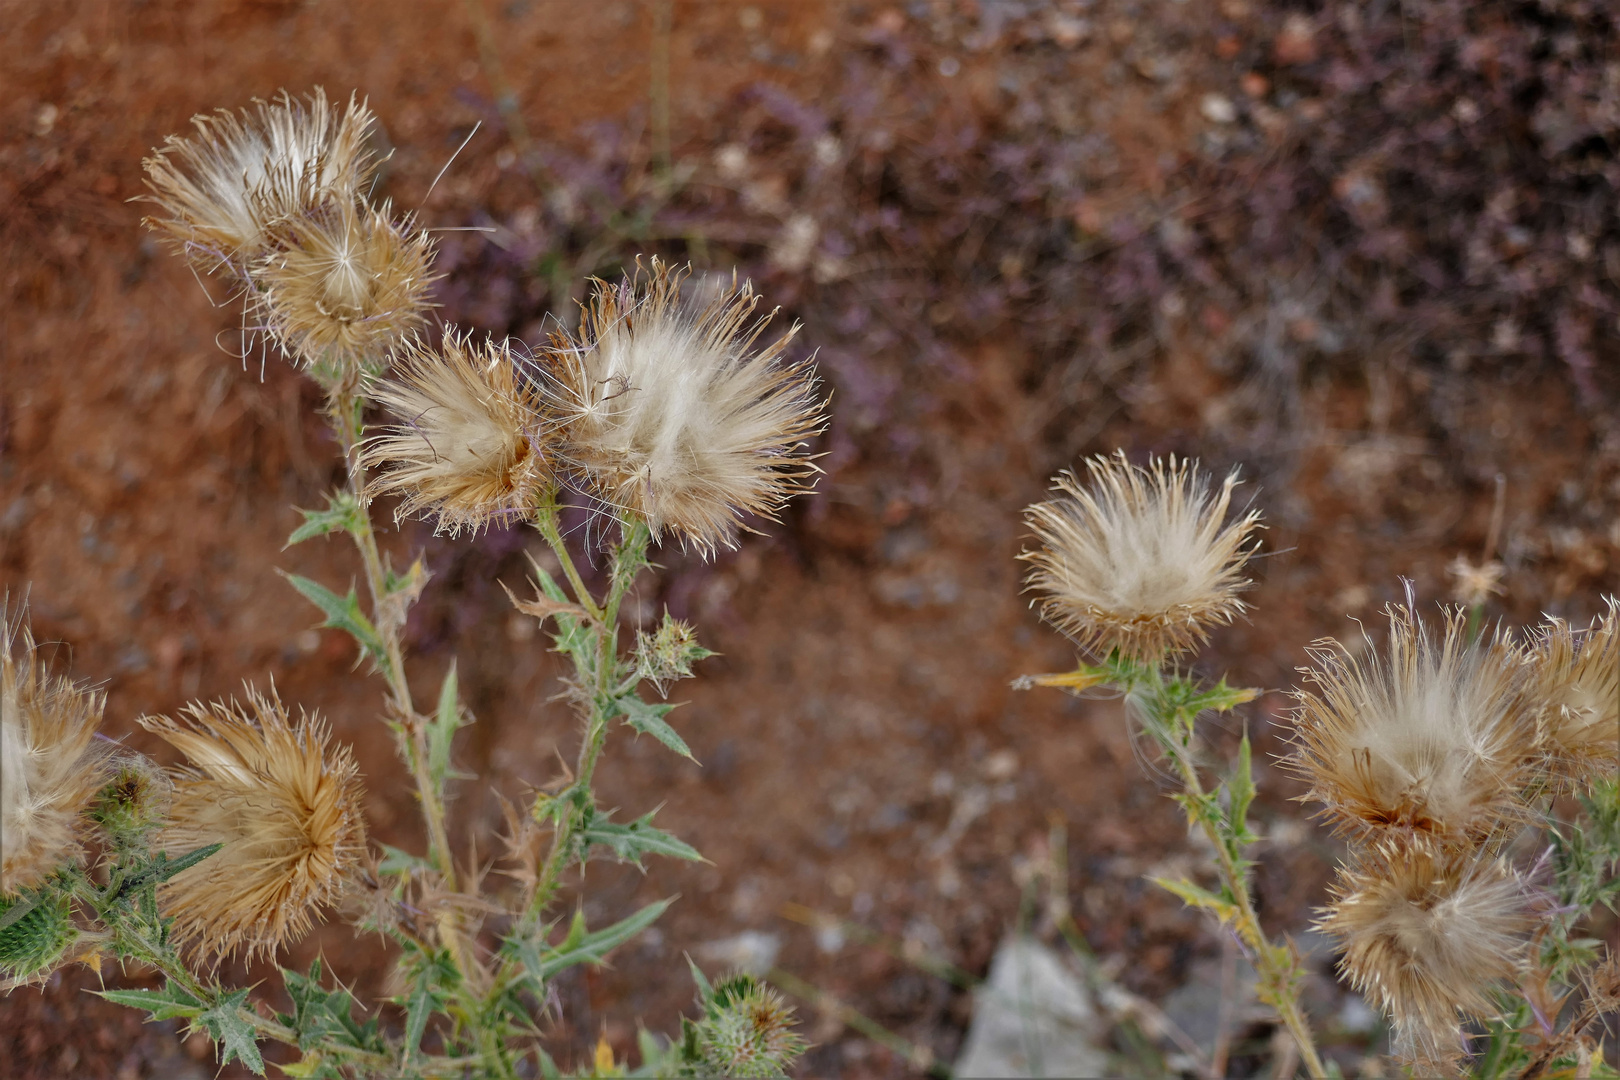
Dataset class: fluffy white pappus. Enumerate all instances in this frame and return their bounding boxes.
[1291,601,1541,844]
[1529,598,1620,789]
[1019,451,1261,659]
[363,330,555,536]
[252,198,437,377]
[552,258,826,556]
[1,604,111,895]
[1317,837,1529,1071]
[141,87,377,275]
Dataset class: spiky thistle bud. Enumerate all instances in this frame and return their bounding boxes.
[1316,836,1529,1071]
[696,973,807,1078]
[139,687,366,963]
[88,754,171,852]
[363,330,556,535]
[1528,601,1619,790]
[0,889,78,982]
[636,612,712,696]
[549,258,826,557]
[251,199,436,379]
[1290,602,1541,846]
[1019,452,1261,660]
[1,606,112,895]
[141,88,377,276]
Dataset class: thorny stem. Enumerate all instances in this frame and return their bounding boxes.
[522,509,647,922]
[1112,665,1326,1080]
[1160,734,1326,1080]
[326,390,458,893]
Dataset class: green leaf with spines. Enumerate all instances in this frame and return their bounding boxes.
[286,490,364,547]
[427,663,473,791]
[377,843,432,876]
[583,809,704,868]
[1151,876,1241,925]
[391,946,458,1063]
[1221,734,1258,851]
[613,695,694,760]
[194,987,266,1075]
[506,898,675,989]
[97,984,206,1021]
[279,959,381,1054]
[281,573,391,674]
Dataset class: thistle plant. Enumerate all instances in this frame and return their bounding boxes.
[1019,451,1620,1078]
[0,87,817,1079]
[1014,452,1328,1076]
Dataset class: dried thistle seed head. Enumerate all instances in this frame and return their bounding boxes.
[1529,601,1620,788]
[252,199,436,376]
[1019,452,1261,660]
[1290,603,1540,844]
[363,330,554,535]
[1316,837,1529,1070]
[1,607,112,895]
[551,257,826,557]
[139,687,366,963]
[141,88,377,275]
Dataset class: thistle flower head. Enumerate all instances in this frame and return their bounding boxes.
[252,199,436,377]
[363,330,555,535]
[1290,603,1540,844]
[141,88,377,274]
[1528,601,1619,789]
[550,257,825,556]
[1019,452,1261,660]
[1316,837,1529,1070]
[139,687,366,963]
[697,973,808,1078]
[1,607,111,895]
[88,754,172,852]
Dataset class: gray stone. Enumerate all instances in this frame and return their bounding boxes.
[954,935,1108,1079]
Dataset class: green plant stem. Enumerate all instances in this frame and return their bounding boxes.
[522,513,646,921]
[327,390,458,892]
[1162,743,1325,1080]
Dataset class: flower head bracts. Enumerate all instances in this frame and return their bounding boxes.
[1020,452,1261,660]
[549,258,826,557]
[252,199,437,376]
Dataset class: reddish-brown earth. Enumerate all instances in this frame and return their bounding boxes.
[4,1,1620,1077]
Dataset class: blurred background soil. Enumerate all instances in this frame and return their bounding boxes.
[3,0,1620,1076]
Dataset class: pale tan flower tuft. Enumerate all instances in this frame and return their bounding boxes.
[1316,836,1529,1070]
[550,258,826,556]
[1448,554,1506,608]
[1528,601,1619,788]
[363,330,554,535]
[1,607,112,895]
[141,88,377,275]
[252,199,437,375]
[139,687,366,963]
[1019,452,1261,660]
[1290,603,1540,845]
